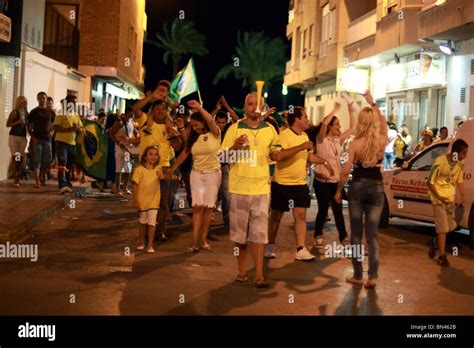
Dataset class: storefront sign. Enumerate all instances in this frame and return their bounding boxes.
[373,52,446,93]
[336,67,369,94]
[0,13,11,42]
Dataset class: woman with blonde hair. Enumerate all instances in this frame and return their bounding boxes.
[335,90,388,289]
[6,96,29,187]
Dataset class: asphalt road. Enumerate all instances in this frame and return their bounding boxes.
[0,190,473,315]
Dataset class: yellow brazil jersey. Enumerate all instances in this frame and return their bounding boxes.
[131,165,164,211]
[138,112,175,166]
[221,121,280,195]
[428,154,464,204]
[53,114,83,145]
[274,128,309,185]
[191,131,221,171]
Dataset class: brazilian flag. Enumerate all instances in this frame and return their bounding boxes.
[75,120,108,180]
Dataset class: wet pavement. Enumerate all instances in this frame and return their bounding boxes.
[0,189,473,315]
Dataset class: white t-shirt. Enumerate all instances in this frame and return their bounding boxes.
[385,129,397,153]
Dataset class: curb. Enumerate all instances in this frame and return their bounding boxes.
[0,186,90,244]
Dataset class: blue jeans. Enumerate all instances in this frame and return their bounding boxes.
[31,139,52,169]
[348,179,384,280]
[56,141,75,189]
[218,164,230,224]
[383,152,395,170]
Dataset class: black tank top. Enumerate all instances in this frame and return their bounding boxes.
[352,159,383,181]
[9,109,27,137]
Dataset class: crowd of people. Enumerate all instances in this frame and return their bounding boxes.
[7,82,468,289]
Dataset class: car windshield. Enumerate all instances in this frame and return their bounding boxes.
[410,144,449,171]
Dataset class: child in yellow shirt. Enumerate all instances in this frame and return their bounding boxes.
[427,139,468,267]
[132,146,164,254]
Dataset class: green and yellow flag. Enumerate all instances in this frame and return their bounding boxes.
[169,58,201,103]
[75,120,108,180]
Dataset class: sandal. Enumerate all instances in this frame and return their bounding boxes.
[235,275,248,283]
[136,245,145,251]
[201,242,211,250]
[146,247,155,254]
[253,280,270,288]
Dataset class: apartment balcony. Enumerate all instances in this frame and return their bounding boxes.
[375,5,421,54]
[346,9,376,46]
[418,0,474,41]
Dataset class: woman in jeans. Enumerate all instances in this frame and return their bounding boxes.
[6,96,29,187]
[166,100,221,252]
[313,92,357,248]
[335,90,388,289]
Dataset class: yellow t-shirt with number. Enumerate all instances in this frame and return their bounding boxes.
[428,154,464,204]
[221,121,280,195]
[274,128,308,185]
[131,165,164,211]
[53,114,83,145]
[137,112,175,166]
[191,131,221,171]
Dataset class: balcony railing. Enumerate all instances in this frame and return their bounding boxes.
[319,40,327,58]
[346,9,376,46]
[43,4,79,68]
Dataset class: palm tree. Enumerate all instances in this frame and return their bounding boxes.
[147,18,208,75]
[213,31,286,89]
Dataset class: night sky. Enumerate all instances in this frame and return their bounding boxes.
[143,0,304,111]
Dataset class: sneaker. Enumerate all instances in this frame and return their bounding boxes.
[346,276,364,286]
[438,254,450,267]
[364,278,377,289]
[295,247,315,261]
[264,244,276,259]
[313,236,324,249]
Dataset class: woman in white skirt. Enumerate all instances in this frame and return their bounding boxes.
[167,100,221,252]
[6,96,29,187]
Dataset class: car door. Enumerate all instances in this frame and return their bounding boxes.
[389,143,449,221]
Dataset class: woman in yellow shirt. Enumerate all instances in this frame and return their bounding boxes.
[167,100,221,252]
[132,146,164,254]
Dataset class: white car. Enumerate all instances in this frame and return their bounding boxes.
[381,119,474,249]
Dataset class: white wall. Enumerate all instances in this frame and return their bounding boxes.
[22,49,91,110]
[446,53,473,133]
[0,57,16,181]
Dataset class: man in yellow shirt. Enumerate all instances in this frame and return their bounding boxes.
[427,139,468,267]
[221,93,285,288]
[266,107,334,261]
[53,95,83,194]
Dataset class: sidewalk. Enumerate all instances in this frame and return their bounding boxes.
[0,179,90,243]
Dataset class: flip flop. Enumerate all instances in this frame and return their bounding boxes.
[253,280,270,288]
[235,275,248,283]
[186,247,200,253]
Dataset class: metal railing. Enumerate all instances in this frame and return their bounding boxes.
[42,4,79,68]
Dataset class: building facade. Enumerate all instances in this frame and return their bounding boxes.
[284,0,474,141]
[0,0,146,180]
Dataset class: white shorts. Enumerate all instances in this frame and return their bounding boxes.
[115,146,132,173]
[9,135,27,157]
[139,209,158,226]
[190,169,221,208]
